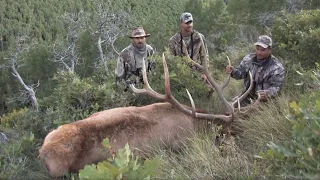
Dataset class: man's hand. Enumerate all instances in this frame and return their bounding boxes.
[257,90,268,101]
[225,65,234,74]
[201,73,207,83]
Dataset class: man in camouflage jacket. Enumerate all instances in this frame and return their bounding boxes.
[115,27,154,90]
[226,35,285,105]
[168,12,209,78]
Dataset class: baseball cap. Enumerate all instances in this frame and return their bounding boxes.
[254,35,272,48]
[180,12,193,23]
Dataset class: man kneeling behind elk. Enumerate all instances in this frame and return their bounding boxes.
[226,35,285,106]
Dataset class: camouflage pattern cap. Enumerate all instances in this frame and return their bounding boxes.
[180,12,193,23]
[129,27,150,38]
[254,35,272,48]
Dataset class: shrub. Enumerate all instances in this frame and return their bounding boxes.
[0,132,49,180]
[79,138,160,180]
[272,9,320,69]
[263,64,320,179]
[0,108,29,128]
[40,71,117,125]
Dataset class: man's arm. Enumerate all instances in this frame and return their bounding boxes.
[146,45,155,72]
[168,36,177,56]
[199,34,209,67]
[229,55,253,80]
[230,64,247,80]
[115,51,132,87]
[264,66,285,97]
[115,52,131,91]
[115,53,125,80]
[150,48,154,56]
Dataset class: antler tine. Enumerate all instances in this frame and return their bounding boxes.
[197,37,234,119]
[162,53,172,98]
[221,55,231,90]
[161,53,198,117]
[235,98,251,114]
[230,71,264,115]
[231,71,254,107]
[129,58,165,100]
[186,89,196,117]
[236,97,260,114]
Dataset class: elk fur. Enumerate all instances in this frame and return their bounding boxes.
[39,102,203,177]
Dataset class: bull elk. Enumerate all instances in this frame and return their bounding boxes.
[39,52,259,177]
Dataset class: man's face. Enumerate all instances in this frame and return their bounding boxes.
[132,37,146,48]
[180,21,193,33]
[255,45,271,60]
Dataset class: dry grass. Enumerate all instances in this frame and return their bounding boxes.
[151,95,293,180]
[152,131,252,180]
[236,95,292,155]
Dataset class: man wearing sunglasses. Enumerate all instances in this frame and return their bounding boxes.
[168,12,210,92]
[115,27,155,90]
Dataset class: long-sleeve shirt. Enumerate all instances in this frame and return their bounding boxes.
[231,53,285,98]
[115,44,154,84]
[168,30,209,72]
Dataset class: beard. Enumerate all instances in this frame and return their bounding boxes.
[184,27,192,33]
[136,43,144,47]
[256,55,267,60]
[134,42,146,49]
[256,55,264,60]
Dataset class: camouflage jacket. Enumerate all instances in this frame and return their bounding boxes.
[115,44,154,85]
[168,30,209,71]
[231,53,285,98]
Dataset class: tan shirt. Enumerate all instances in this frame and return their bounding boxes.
[168,30,209,71]
[115,44,154,81]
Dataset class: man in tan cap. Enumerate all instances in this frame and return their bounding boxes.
[168,12,209,80]
[115,27,154,90]
[169,12,213,96]
[226,35,285,105]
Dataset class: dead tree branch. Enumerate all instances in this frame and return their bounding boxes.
[53,10,88,73]
[90,0,134,72]
[5,37,39,111]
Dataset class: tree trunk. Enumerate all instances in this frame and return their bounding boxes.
[97,36,108,72]
[11,64,39,111]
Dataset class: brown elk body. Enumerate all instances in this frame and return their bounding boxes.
[40,50,257,177]
[39,103,204,177]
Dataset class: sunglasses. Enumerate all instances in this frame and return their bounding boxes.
[133,37,145,39]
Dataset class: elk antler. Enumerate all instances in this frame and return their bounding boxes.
[181,36,257,119]
[130,54,237,123]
